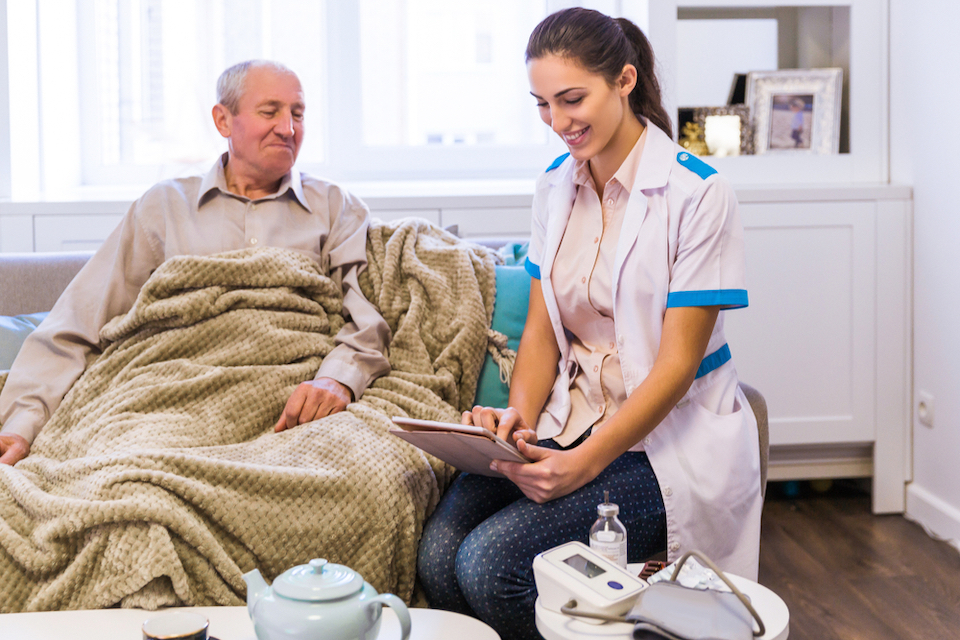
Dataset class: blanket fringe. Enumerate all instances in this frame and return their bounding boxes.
[486,329,516,385]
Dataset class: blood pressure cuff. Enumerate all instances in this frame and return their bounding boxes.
[628,581,754,640]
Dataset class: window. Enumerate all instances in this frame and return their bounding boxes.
[1,0,648,197]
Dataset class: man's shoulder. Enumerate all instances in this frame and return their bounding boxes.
[137,175,204,208]
[297,171,369,213]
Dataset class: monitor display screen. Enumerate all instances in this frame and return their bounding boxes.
[563,553,606,579]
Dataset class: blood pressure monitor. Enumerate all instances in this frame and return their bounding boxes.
[533,541,648,623]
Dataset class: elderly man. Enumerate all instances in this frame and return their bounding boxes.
[0,60,390,466]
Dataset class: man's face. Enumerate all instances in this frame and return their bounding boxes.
[223,67,305,184]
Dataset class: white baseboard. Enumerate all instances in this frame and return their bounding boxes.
[905,483,960,553]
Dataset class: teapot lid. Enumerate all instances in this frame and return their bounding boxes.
[273,559,364,601]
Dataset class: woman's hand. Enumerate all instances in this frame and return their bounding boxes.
[493,442,597,503]
[462,406,538,446]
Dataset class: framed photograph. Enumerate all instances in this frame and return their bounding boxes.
[679,106,752,158]
[746,68,843,155]
[693,105,753,157]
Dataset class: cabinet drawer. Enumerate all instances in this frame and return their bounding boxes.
[34,215,123,252]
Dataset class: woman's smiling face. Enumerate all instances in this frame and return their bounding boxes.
[527,54,635,165]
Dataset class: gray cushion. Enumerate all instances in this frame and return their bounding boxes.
[740,382,769,498]
[0,251,92,316]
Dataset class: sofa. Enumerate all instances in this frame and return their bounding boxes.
[0,234,769,613]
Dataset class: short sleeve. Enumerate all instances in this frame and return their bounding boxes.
[667,176,748,310]
[525,171,552,280]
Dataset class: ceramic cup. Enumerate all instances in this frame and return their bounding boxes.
[142,610,209,640]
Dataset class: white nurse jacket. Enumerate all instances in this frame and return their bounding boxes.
[525,121,763,580]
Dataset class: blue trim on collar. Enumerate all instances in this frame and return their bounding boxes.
[666,289,748,309]
[676,152,717,180]
[524,257,541,279]
[546,153,570,172]
[695,343,731,379]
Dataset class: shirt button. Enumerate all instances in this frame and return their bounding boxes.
[606,198,614,207]
[643,437,651,446]
[250,238,258,245]
[581,277,587,284]
[594,237,599,243]
[609,342,615,349]
[618,335,624,344]
[664,487,673,497]
[593,365,599,372]
[670,542,680,552]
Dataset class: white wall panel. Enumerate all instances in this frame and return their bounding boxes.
[441,207,531,238]
[0,214,33,252]
[368,208,441,226]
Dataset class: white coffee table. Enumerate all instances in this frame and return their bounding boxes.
[0,605,500,640]
[535,569,789,640]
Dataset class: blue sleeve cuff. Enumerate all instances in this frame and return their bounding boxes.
[666,289,748,309]
[524,257,541,280]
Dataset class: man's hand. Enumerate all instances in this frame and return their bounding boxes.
[0,433,30,466]
[274,378,353,432]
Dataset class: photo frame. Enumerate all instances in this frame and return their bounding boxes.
[746,68,843,155]
[693,105,753,157]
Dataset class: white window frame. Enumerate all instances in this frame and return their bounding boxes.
[0,0,651,197]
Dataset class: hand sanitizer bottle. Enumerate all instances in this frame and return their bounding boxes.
[589,490,628,568]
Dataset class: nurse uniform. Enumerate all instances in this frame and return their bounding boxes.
[526,119,762,580]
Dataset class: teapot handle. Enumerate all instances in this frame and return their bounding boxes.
[367,593,411,640]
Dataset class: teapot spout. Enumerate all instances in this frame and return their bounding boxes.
[242,568,269,617]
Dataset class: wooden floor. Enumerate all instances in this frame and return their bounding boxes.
[759,480,960,640]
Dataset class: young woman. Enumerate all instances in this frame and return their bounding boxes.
[417,8,762,638]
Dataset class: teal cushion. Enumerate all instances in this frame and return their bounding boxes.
[0,312,48,370]
[474,246,531,408]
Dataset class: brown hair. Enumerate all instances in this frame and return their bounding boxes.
[525,8,673,138]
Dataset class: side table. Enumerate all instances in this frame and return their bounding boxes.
[0,605,500,640]
[535,570,789,640]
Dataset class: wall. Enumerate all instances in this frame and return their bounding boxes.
[890,0,960,548]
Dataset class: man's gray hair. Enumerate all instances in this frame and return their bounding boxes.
[216,60,298,114]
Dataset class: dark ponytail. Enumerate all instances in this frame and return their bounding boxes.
[526,8,673,138]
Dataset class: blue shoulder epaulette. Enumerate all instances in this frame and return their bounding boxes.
[676,151,717,180]
[546,153,570,172]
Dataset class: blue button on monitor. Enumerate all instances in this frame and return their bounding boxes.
[607,581,623,590]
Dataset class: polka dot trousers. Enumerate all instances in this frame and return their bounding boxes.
[417,442,666,640]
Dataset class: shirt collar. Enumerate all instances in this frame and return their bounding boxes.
[631,118,674,192]
[569,125,649,194]
[196,152,312,213]
[611,127,647,194]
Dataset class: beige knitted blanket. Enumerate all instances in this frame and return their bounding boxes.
[0,219,496,612]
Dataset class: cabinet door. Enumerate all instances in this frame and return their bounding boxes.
[724,200,877,446]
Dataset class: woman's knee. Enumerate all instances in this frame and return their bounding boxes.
[456,524,536,607]
[417,510,461,586]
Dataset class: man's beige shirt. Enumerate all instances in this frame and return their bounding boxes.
[0,154,391,444]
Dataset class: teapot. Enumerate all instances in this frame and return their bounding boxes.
[243,558,411,640]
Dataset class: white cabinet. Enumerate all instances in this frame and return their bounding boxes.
[723,186,911,513]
